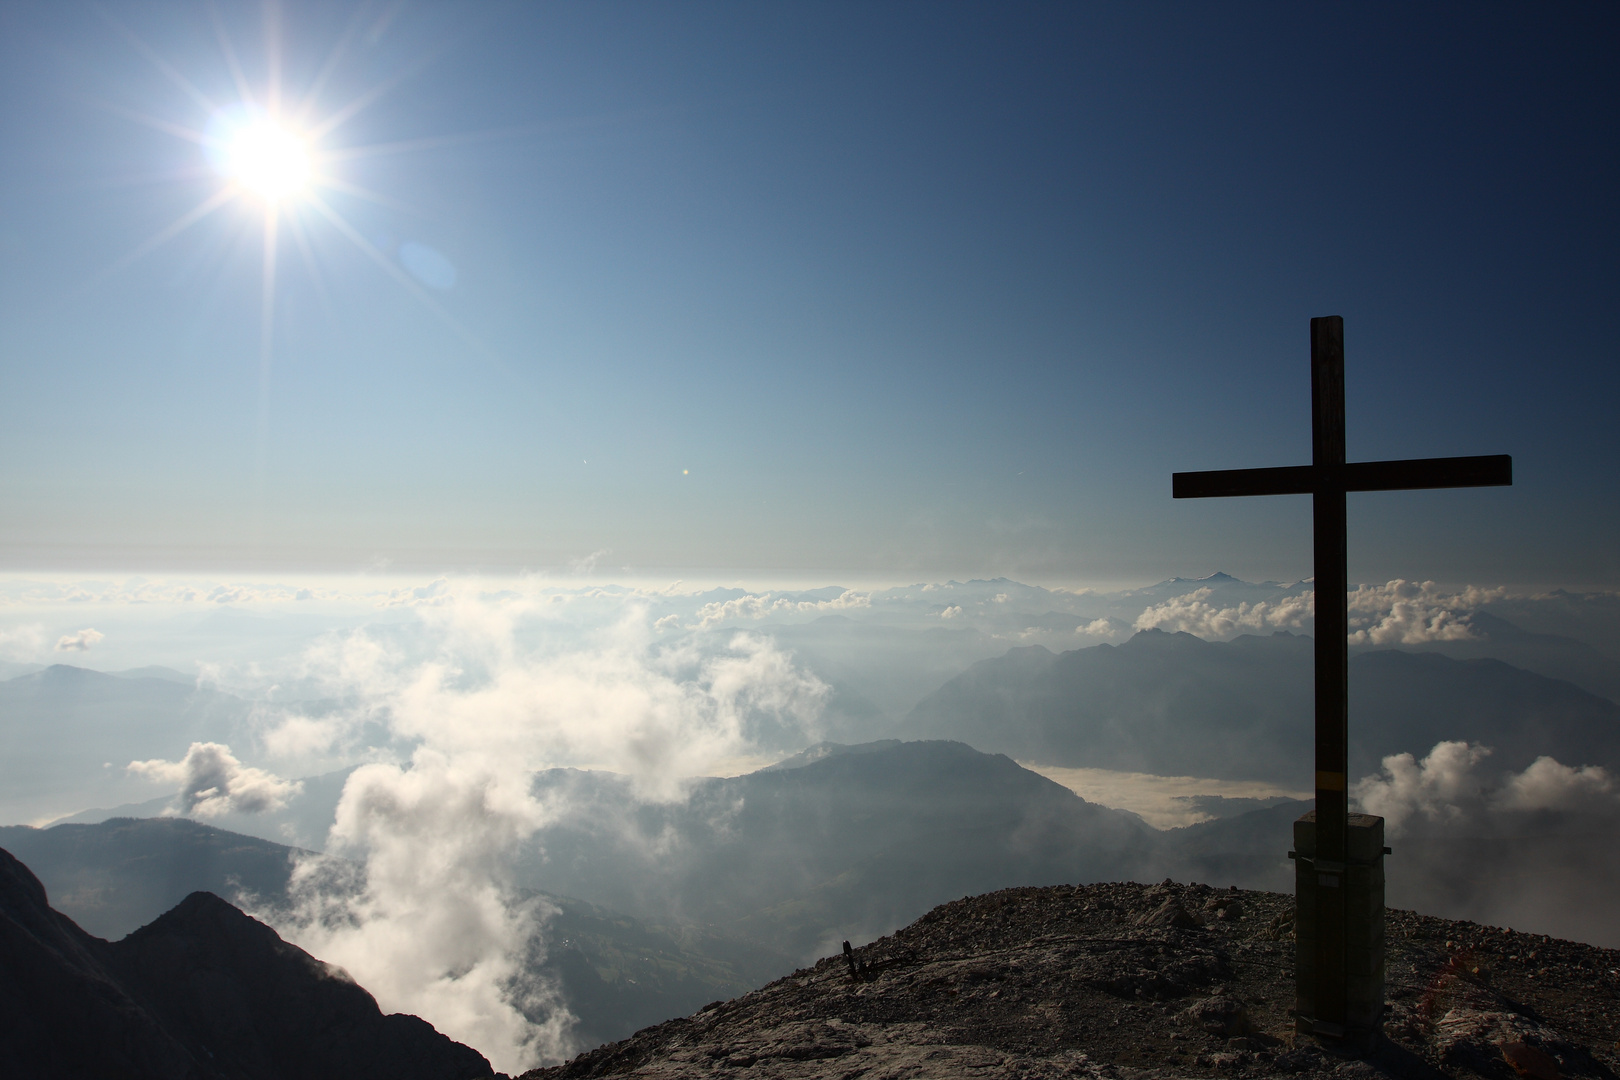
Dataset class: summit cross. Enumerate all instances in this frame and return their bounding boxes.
[1172,316,1511,1041]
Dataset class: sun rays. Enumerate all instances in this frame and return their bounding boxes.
[105,6,397,287]
[89,3,491,545]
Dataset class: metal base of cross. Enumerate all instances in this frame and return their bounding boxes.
[1290,811,1387,1049]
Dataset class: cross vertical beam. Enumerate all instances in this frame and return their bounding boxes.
[1170,315,1510,1045]
[1310,315,1349,1031]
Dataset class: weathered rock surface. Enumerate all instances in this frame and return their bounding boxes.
[523,881,1620,1080]
[0,844,494,1080]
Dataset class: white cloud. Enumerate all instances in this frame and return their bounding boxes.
[1131,579,1515,644]
[1352,740,1620,836]
[55,628,105,652]
[1133,588,1314,638]
[260,585,829,1071]
[1076,618,1114,637]
[128,741,303,817]
[1499,756,1616,813]
[1346,579,1499,644]
[939,605,963,619]
[1351,741,1492,832]
[282,757,571,1072]
[259,712,353,761]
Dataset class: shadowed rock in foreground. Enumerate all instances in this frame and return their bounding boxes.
[0,845,494,1080]
[522,881,1620,1080]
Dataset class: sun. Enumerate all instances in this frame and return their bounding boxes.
[92,5,499,532]
[220,118,313,203]
[104,7,482,371]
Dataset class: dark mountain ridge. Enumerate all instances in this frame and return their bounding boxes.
[0,845,492,1080]
[0,815,789,1052]
[0,816,312,940]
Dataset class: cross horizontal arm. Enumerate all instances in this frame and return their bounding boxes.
[1173,465,1314,499]
[1173,454,1512,499]
[1342,454,1512,492]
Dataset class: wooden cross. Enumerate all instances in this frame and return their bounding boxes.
[1172,316,1511,1035]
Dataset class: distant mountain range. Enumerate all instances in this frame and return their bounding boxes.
[7,571,1619,828]
[22,739,1619,958]
[0,844,492,1079]
[1397,608,1620,703]
[901,630,1620,782]
[0,665,256,823]
[7,736,1617,1074]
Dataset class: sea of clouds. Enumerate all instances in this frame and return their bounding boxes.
[5,571,1619,1067]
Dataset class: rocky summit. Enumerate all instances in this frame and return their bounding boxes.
[522,881,1619,1080]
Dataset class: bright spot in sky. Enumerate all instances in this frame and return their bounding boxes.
[222,119,311,202]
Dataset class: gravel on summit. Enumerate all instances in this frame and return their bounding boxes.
[521,881,1620,1080]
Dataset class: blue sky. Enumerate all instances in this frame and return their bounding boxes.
[0,2,1615,586]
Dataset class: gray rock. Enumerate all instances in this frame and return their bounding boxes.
[1184,995,1253,1038]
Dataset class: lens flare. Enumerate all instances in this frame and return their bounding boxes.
[224,119,312,202]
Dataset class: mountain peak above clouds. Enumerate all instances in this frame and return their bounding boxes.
[1126,572,1312,606]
